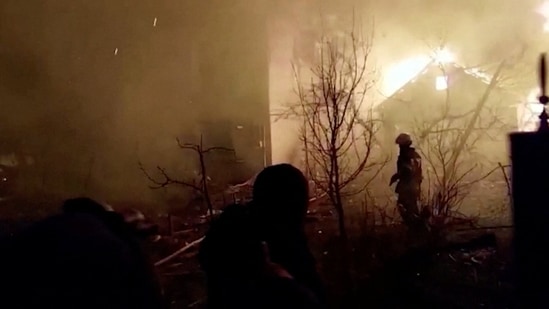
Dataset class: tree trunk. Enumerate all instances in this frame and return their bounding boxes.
[332,147,347,240]
[333,191,357,293]
[198,150,214,221]
[328,187,347,240]
[335,203,347,240]
[198,135,214,222]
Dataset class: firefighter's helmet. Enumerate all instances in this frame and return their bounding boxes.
[395,133,413,146]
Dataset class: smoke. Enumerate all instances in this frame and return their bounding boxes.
[269,0,546,163]
[0,0,545,204]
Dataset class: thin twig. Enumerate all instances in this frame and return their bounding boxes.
[455,225,514,232]
[138,161,201,191]
[154,236,205,267]
[498,162,511,197]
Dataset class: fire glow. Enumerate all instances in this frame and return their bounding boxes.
[517,89,545,132]
[380,48,455,97]
[538,1,549,32]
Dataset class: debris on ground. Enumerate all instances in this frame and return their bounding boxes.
[448,247,497,265]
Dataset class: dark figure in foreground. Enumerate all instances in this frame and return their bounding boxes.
[0,198,165,309]
[199,164,325,308]
[390,133,423,227]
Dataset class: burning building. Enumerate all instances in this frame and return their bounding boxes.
[377,58,520,162]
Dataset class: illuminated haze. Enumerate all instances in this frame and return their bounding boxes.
[0,0,546,203]
[270,0,546,163]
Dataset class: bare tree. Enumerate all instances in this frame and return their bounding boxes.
[412,61,513,231]
[139,135,234,221]
[287,26,387,239]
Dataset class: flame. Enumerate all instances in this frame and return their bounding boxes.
[380,48,455,98]
[432,48,455,64]
[537,1,549,32]
[435,76,448,91]
[517,89,544,131]
[381,55,431,97]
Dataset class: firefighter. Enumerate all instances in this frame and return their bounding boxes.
[389,133,423,227]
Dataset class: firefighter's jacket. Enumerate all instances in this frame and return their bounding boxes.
[394,147,422,195]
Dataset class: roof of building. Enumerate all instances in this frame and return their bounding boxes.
[380,60,497,105]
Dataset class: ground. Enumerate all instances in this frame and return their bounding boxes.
[0,194,515,309]
[149,199,515,309]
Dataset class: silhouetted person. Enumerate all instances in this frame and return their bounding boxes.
[251,164,325,302]
[390,133,423,227]
[0,197,165,309]
[250,241,322,309]
[199,164,325,308]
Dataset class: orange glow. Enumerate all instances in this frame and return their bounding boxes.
[380,48,455,97]
[538,1,549,32]
[517,89,545,131]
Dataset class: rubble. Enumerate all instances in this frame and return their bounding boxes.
[448,247,497,266]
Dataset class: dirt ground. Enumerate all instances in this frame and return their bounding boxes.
[152,212,516,309]
[0,197,516,309]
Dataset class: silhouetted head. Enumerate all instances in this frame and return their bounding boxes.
[395,133,413,148]
[62,197,113,214]
[252,164,309,228]
[1,198,165,308]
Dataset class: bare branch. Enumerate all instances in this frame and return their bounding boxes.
[203,147,235,154]
[281,21,384,238]
[413,56,513,231]
[140,135,235,223]
[138,161,201,192]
